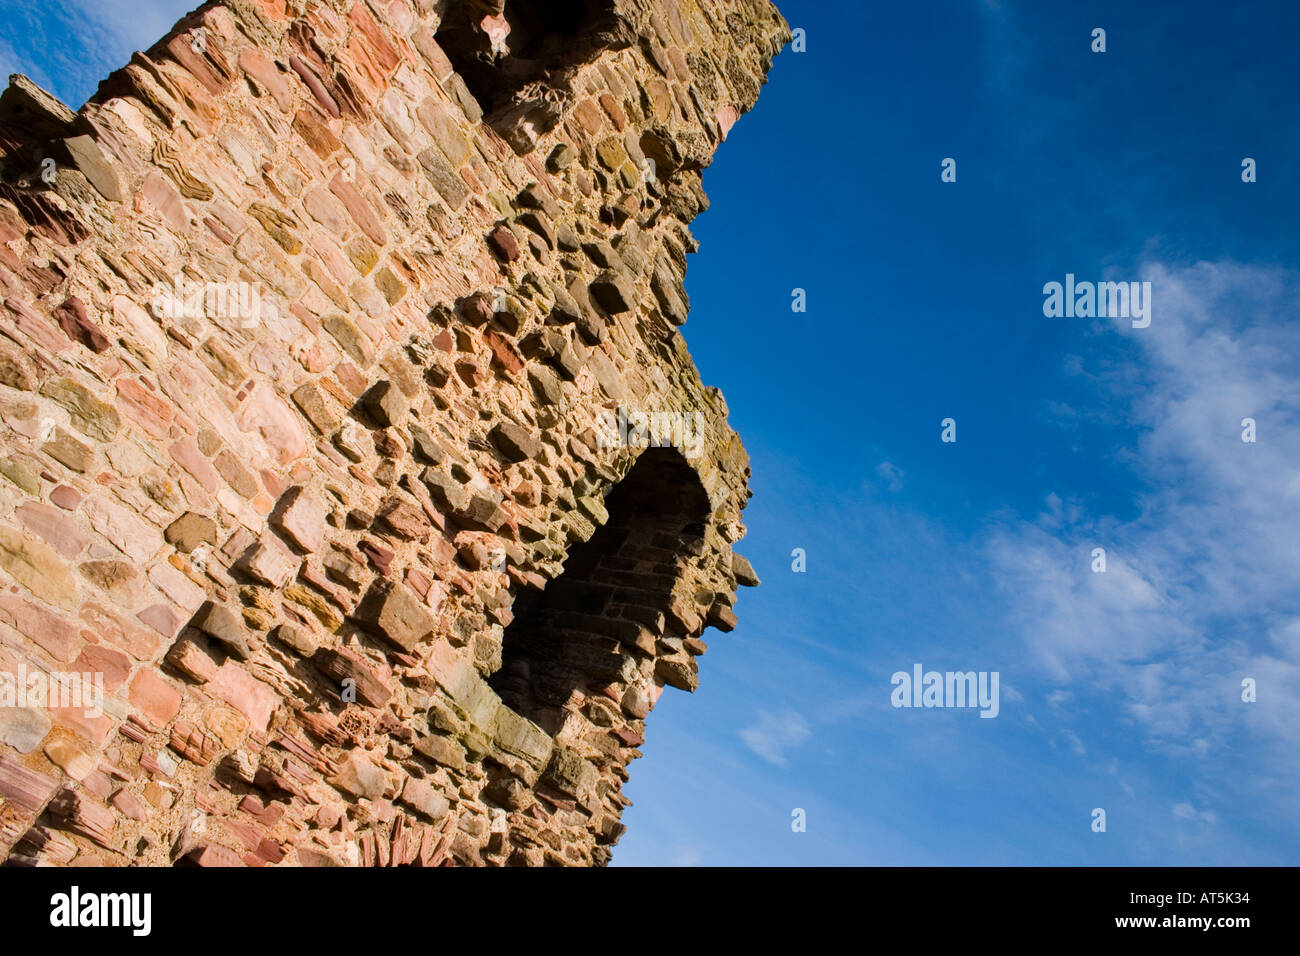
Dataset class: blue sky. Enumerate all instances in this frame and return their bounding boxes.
[4,0,1298,866]
[616,0,1300,866]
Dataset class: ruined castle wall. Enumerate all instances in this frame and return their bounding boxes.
[0,0,786,866]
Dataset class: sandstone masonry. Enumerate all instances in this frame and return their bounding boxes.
[0,0,786,866]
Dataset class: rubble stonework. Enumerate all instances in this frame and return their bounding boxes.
[0,0,787,866]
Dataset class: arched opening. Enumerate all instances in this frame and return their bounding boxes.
[490,448,710,735]
[434,0,626,151]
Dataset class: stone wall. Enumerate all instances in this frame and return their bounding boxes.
[0,0,786,866]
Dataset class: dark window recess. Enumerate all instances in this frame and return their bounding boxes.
[490,448,709,734]
[435,0,627,150]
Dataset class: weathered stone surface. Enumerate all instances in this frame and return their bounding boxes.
[205,662,277,733]
[0,706,51,753]
[0,526,78,610]
[0,0,784,868]
[270,486,328,553]
[355,581,435,652]
[313,647,393,707]
[399,776,450,821]
[329,752,387,801]
[192,601,254,660]
[414,733,468,771]
[63,134,122,202]
[236,536,300,588]
[164,512,218,553]
[40,377,120,441]
[543,748,599,799]
[493,706,554,769]
[489,421,541,463]
[128,668,182,731]
[732,553,762,587]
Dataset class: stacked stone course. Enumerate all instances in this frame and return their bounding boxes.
[0,0,786,866]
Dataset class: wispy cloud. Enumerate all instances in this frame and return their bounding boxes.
[987,259,1300,772]
[1173,802,1219,825]
[739,709,811,766]
[875,460,904,493]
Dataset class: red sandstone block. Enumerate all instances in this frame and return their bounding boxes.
[347,2,401,73]
[53,297,109,352]
[239,46,292,110]
[115,378,174,439]
[48,485,80,510]
[254,0,289,20]
[79,601,163,662]
[109,788,149,822]
[136,602,183,642]
[71,644,131,693]
[0,593,83,663]
[239,794,284,828]
[163,34,231,96]
[181,844,245,867]
[15,501,87,559]
[128,668,182,731]
[170,437,220,492]
[47,705,115,748]
[483,328,524,374]
[141,172,188,232]
[329,175,387,245]
[206,662,278,733]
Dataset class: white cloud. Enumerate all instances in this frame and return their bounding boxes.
[64,0,194,52]
[1173,802,1218,826]
[1061,729,1086,756]
[874,461,904,493]
[739,709,811,766]
[987,260,1300,765]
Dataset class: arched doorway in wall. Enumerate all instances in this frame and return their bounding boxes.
[489,447,710,736]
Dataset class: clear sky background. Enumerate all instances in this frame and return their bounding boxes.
[4,0,1298,866]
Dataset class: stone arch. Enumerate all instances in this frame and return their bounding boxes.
[490,446,711,738]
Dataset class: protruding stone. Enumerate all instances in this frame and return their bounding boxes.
[270,487,328,553]
[414,733,468,771]
[313,647,393,707]
[362,380,405,427]
[542,747,598,799]
[235,536,300,588]
[655,655,700,691]
[590,270,637,314]
[191,601,254,660]
[399,776,450,821]
[62,134,122,202]
[329,752,387,801]
[547,143,574,172]
[489,421,540,463]
[492,706,554,770]
[488,225,520,262]
[355,581,435,652]
[732,553,761,587]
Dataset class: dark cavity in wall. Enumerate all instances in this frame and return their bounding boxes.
[436,0,624,129]
[490,448,709,735]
